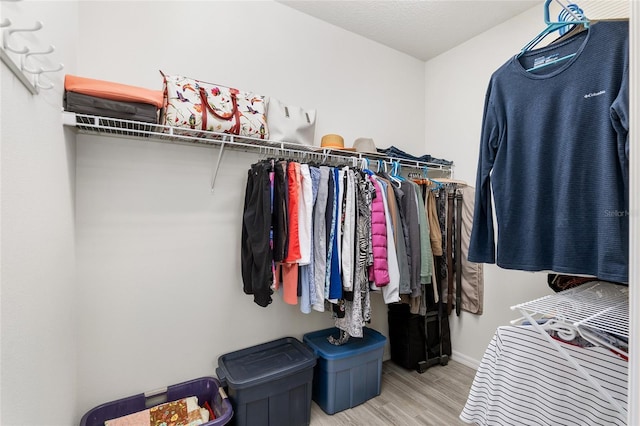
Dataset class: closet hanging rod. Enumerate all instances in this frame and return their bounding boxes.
[63,112,453,174]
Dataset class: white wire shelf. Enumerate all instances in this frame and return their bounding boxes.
[513,281,629,339]
[62,112,453,173]
[511,280,629,419]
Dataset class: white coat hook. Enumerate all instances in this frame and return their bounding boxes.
[3,20,43,54]
[20,44,54,73]
[37,63,64,74]
[0,18,11,28]
[34,73,54,91]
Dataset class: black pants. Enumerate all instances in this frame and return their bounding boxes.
[272,160,289,262]
[241,161,273,307]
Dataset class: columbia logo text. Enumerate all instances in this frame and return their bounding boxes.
[584,90,606,99]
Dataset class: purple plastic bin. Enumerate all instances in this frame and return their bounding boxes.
[79,376,233,426]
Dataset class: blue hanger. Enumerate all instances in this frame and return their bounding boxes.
[557,3,586,36]
[390,161,406,185]
[518,0,589,72]
[429,178,443,191]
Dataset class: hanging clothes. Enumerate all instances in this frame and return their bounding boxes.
[241,158,449,341]
[341,167,356,292]
[335,171,373,337]
[327,167,343,300]
[368,175,391,287]
[457,185,484,314]
[429,182,485,316]
[383,174,411,295]
[426,190,442,256]
[312,166,331,312]
[241,161,274,307]
[399,180,422,299]
[284,161,302,263]
[298,164,313,266]
[324,168,336,299]
[468,20,629,283]
[272,160,289,262]
[374,176,400,304]
[414,184,432,286]
[299,166,321,314]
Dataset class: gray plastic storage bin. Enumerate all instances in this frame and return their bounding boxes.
[303,327,387,415]
[216,336,316,426]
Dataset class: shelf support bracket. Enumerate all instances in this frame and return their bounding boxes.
[211,141,226,192]
[1,47,37,94]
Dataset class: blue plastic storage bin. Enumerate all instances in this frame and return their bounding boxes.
[216,336,316,426]
[303,327,387,415]
[79,376,233,426]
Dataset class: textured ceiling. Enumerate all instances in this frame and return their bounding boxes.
[278,1,540,61]
[278,1,630,61]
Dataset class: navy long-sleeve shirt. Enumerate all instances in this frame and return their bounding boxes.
[468,21,629,283]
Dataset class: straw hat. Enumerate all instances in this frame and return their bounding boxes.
[320,134,355,151]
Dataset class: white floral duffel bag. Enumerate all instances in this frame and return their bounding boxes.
[160,72,269,139]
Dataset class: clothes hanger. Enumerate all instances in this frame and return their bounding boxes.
[426,176,443,191]
[389,161,405,187]
[517,0,589,72]
[547,2,587,44]
[549,21,586,45]
[360,157,374,175]
[436,177,467,186]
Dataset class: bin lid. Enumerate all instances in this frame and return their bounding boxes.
[303,327,387,360]
[217,337,316,389]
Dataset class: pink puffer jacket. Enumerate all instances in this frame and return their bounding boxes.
[368,176,390,286]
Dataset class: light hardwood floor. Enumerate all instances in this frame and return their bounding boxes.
[309,359,477,426]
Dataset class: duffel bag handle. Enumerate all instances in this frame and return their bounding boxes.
[199,86,241,134]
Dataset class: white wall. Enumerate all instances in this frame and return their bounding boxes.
[424,6,556,365]
[74,1,427,419]
[3,1,630,423]
[0,1,78,425]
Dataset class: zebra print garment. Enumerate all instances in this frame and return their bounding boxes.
[335,171,373,337]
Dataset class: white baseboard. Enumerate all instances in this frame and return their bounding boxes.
[451,350,480,370]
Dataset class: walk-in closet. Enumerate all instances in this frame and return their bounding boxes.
[1,1,636,425]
